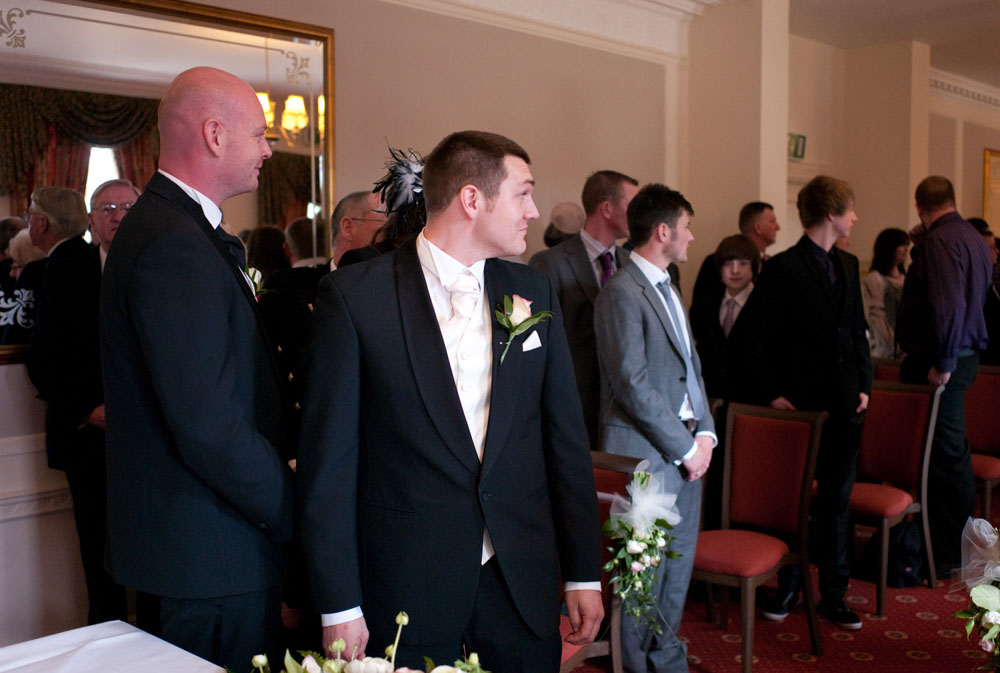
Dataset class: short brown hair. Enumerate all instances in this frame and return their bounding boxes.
[714,234,760,275]
[31,187,89,239]
[581,170,638,217]
[285,216,328,259]
[626,183,693,247]
[737,201,773,234]
[797,176,854,229]
[915,176,955,210]
[422,131,530,215]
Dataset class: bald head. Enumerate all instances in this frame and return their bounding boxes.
[158,67,272,204]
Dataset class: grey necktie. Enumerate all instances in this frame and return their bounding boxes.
[656,278,707,420]
[721,296,737,337]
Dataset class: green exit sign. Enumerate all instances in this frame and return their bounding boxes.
[788,133,806,159]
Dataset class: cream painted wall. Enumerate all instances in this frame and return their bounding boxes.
[206,0,667,259]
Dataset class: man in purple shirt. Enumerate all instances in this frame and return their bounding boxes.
[896,175,993,578]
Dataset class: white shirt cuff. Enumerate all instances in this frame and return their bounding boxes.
[564,581,602,592]
[321,606,364,627]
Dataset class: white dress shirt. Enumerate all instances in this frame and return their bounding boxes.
[718,282,752,330]
[579,229,618,285]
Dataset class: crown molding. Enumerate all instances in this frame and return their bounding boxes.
[930,68,1000,112]
[380,0,724,63]
[0,487,72,522]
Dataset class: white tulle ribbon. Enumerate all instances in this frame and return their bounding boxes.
[961,517,1000,590]
[609,472,681,538]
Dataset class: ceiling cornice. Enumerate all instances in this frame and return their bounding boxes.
[930,67,1000,112]
[380,0,724,63]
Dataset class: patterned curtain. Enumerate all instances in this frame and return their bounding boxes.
[258,151,319,228]
[115,126,160,190]
[0,84,159,213]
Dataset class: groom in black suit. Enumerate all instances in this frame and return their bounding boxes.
[101,67,294,669]
[298,131,603,671]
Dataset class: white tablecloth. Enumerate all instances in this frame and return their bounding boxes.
[0,621,224,672]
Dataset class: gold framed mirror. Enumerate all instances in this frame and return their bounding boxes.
[0,0,335,365]
[985,148,1000,225]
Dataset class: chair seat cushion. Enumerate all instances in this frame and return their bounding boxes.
[850,482,913,517]
[695,529,788,577]
[973,453,1000,480]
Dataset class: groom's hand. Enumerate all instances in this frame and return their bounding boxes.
[324,617,369,660]
[563,589,604,645]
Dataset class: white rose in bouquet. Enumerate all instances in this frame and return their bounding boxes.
[344,657,393,673]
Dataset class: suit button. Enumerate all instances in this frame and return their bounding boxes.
[258,522,267,530]
[680,376,687,382]
[481,491,492,501]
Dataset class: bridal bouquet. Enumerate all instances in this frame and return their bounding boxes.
[955,517,1000,668]
[602,470,681,634]
[251,613,489,673]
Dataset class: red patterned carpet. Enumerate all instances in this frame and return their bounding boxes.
[569,533,992,673]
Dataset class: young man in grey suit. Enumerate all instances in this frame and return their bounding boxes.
[529,170,637,449]
[595,183,715,673]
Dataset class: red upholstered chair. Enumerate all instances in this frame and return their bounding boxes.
[849,380,943,617]
[872,358,902,382]
[969,366,1000,518]
[559,451,648,673]
[692,404,827,673]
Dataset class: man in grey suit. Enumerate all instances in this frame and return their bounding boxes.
[529,170,637,449]
[595,183,715,673]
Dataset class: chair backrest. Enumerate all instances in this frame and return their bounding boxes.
[967,366,1000,456]
[590,451,649,613]
[874,363,901,382]
[857,381,942,494]
[722,404,827,537]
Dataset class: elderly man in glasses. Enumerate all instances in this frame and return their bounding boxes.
[89,179,140,270]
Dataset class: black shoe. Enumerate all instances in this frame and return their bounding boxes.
[761,590,799,621]
[820,597,862,630]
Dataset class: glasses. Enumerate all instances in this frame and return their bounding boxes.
[96,202,135,216]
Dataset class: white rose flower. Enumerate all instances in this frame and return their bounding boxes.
[251,655,268,669]
[657,537,667,548]
[626,539,645,554]
[344,657,393,673]
[509,294,533,325]
[302,655,322,673]
[984,610,1000,628]
[429,667,462,673]
[630,560,645,573]
[640,554,652,566]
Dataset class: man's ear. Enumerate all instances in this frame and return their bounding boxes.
[457,184,481,218]
[339,216,354,243]
[203,118,224,158]
[599,200,613,221]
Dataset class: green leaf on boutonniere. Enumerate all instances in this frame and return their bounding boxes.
[494,293,552,364]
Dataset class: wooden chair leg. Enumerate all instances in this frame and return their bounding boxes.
[876,518,890,618]
[720,585,730,630]
[705,581,717,623]
[610,596,624,673]
[920,509,937,590]
[800,560,823,656]
[740,578,755,673]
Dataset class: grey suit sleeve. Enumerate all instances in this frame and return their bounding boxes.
[594,281,710,464]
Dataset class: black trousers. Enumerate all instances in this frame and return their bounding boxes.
[393,558,562,673]
[901,351,979,571]
[62,426,127,624]
[159,585,282,671]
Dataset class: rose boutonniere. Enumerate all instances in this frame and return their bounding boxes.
[244,263,270,300]
[494,294,552,364]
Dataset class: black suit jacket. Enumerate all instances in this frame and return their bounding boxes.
[737,235,872,417]
[100,172,294,598]
[25,236,102,470]
[298,237,601,647]
[529,235,630,450]
[688,282,752,401]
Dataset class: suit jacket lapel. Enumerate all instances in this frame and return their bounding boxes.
[626,262,686,359]
[566,235,602,305]
[394,240,480,475]
[480,260,523,478]
[793,237,837,309]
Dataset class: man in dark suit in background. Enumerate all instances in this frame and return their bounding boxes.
[25,186,126,625]
[594,184,715,673]
[529,170,637,449]
[101,67,293,669]
[739,175,872,630]
[299,130,603,672]
[88,179,140,270]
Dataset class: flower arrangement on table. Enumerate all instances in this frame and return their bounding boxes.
[251,612,489,673]
[601,470,681,634]
[955,517,1000,668]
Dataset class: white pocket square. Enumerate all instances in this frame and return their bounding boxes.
[522,331,542,352]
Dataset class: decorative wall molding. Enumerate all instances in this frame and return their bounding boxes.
[930,68,1000,112]
[0,431,44,458]
[0,487,72,522]
[381,0,724,63]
